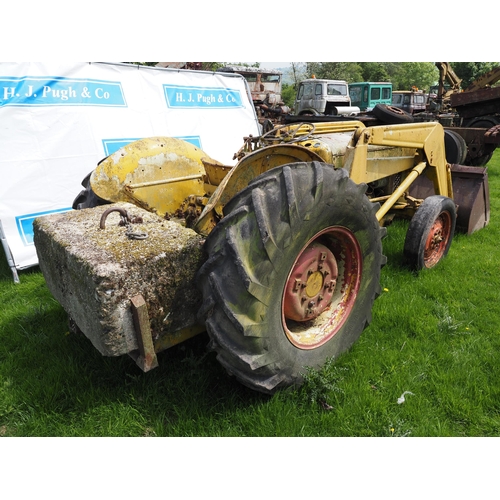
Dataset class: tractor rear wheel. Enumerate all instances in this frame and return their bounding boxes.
[197,162,387,394]
[403,195,456,270]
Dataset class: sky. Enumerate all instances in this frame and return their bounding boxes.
[258,62,290,70]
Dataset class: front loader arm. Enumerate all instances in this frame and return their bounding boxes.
[348,121,453,202]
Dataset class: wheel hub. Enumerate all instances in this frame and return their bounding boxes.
[283,243,338,322]
[282,226,363,350]
[424,213,451,267]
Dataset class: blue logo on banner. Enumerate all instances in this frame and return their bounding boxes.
[164,84,243,109]
[16,208,72,246]
[102,136,202,155]
[0,77,126,107]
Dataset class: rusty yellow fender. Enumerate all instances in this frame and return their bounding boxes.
[89,137,224,217]
[194,144,326,236]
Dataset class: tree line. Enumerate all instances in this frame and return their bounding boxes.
[288,62,497,90]
[129,62,499,108]
[130,62,498,90]
[279,62,498,108]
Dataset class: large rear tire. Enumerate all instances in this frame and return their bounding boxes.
[403,195,456,271]
[197,162,387,394]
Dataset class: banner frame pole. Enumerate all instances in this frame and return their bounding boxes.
[0,220,20,283]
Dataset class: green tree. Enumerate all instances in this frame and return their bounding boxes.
[200,62,226,71]
[281,83,296,108]
[449,62,500,88]
[385,62,438,91]
[300,62,438,91]
[358,62,391,82]
[305,62,363,83]
[288,62,308,86]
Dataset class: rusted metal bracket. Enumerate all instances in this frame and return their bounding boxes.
[129,294,159,372]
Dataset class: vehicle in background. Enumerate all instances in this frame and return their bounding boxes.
[414,62,500,166]
[392,90,428,115]
[217,65,290,128]
[294,78,359,116]
[349,82,392,112]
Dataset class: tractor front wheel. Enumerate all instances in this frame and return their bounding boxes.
[197,162,386,394]
[403,195,456,270]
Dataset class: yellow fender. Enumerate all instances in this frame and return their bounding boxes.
[195,144,325,236]
[90,137,221,217]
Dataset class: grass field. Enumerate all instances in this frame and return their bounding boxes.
[1,151,500,439]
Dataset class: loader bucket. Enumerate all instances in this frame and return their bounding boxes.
[450,164,490,234]
[408,164,490,234]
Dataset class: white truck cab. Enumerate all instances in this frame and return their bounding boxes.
[295,78,359,116]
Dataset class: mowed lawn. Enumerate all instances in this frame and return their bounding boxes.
[1,150,500,439]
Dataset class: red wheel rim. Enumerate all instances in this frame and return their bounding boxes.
[424,211,452,268]
[387,105,406,116]
[282,226,362,349]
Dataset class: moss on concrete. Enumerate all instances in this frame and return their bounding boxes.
[33,203,206,358]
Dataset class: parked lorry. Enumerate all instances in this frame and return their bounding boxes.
[217,65,290,129]
[349,82,392,112]
[392,90,428,115]
[34,120,490,394]
[294,78,360,116]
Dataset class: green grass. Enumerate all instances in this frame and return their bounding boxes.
[1,151,500,438]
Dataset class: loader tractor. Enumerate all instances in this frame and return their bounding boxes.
[34,121,490,394]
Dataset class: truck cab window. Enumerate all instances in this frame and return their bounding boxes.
[327,84,347,96]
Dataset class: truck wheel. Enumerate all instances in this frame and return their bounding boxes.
[373,104,414,124]
[403,196,456,270]
[463,116,499,129]
[462,116,499,166]
[72,171,110,210]
[197,162,386,394]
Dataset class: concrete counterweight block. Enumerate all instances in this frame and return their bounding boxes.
[33,203,206,366]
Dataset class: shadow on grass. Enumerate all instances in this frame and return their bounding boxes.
[380,219,408,270]
[0,238,286,437]
[2,294,269,436]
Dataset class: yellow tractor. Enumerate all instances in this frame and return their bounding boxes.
[34,120,490,394]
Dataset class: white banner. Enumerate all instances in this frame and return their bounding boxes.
[0,62,260,278]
